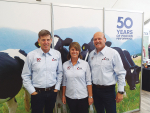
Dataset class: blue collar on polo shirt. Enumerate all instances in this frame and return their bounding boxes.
[94,46,107,56]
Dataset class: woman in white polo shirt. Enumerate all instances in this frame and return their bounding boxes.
[62,42,93,113]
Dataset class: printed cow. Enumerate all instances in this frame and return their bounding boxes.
[123,50,141,84]
[112,47,141,90]
[112,47,136,90]
[0,49,27,113]
[54,35,73,64]
[81,38,95,60]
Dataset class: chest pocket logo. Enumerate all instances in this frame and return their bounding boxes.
[102,57,109,61]
[37,58,41,62]
[52,58,57,61]
[67,66,71,70]
[77,67,82,70]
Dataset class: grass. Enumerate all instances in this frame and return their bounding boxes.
[0,56,141,113]
[0,88,31,113]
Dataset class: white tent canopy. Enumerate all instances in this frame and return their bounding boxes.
[39,0,150,23]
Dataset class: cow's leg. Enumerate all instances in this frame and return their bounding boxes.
[135,67,141,84]
[23,87,31,112]
[6,97,18,113]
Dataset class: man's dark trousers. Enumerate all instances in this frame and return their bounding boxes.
[93,84,116,113]
[31,90,57,113]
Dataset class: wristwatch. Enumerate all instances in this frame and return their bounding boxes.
[88,96,93,98]
[118,91,124,94]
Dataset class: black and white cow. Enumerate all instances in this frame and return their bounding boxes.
[112,47,136,90]
[123,50,141,84]
[81,38,95,61]
[54,35,73,64]
[131,55,138,58]
[112,47,141,90]
[0,49,26,113]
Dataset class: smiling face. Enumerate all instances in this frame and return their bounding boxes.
[70,47,79,59]
[93,32,106,53]
[38,35,52,53]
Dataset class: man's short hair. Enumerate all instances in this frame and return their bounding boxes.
[38,29,51,39]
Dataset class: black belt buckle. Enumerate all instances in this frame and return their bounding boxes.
[45,87,51,91]
[97,85,105,88]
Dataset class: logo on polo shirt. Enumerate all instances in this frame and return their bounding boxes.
[91,57,94,60]
[102,57,109,61]
[52,58,57,61]
[67,66,71,70]
[37,58,41,62]
[77,67,82,70]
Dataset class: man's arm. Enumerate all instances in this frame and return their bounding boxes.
[113,51,126,103]
[113,51,126,92]
[54,52,63,91]
[21,54,35,94]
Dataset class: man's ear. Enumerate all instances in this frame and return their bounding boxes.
[50,38,52,42]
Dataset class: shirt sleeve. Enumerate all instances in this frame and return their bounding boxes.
[55,52,63,90]
[113,51,126,92]
[85,63,92,85]
[21,54,35,94]
[62,65,67,86]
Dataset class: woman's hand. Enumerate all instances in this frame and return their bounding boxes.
[62,96,66,104]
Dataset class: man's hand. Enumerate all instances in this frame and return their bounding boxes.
[88,98,93,105]
[54,89,58,92]
[62,96,66,104]
[116,92,123,103]
[31,92,38,95]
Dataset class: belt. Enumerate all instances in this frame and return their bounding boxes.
[93,84,115,88]
[35,85,55,92]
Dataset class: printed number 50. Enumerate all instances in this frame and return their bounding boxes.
[117,17,133,29]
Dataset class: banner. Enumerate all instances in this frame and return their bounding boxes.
[143,28,149,59]
[105,9,143,113]
[0,1,51,113]
[53,4,103,62]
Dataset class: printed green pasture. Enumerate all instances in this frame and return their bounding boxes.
[0,56,141,113]
[0,88,31,113]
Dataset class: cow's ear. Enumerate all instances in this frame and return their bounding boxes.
[82,43,88,51]
[63,38,73,46]
[105,41,112,47]
[35,41,40,48]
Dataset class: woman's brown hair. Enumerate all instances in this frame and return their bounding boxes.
[67,42,83,60]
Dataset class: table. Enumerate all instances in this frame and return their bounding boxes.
[142,67,150,91]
